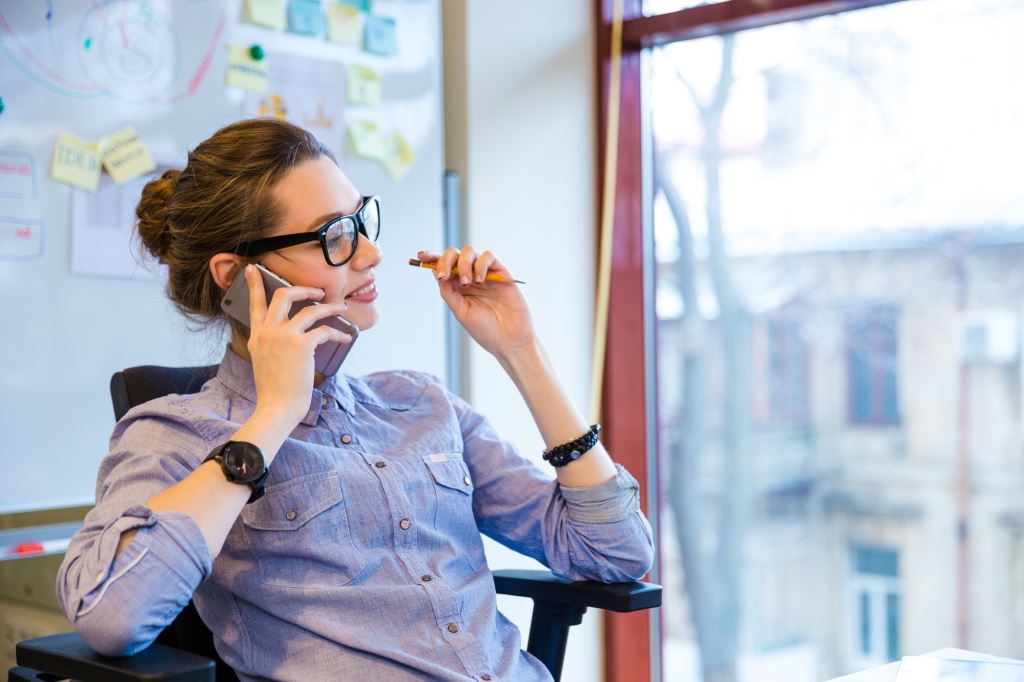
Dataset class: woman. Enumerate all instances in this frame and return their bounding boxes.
[56,118,654,681]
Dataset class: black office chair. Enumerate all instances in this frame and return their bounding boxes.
[10,365,661,682]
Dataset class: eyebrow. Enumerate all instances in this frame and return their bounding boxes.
[303,197,363,232]
[305,212,344,232]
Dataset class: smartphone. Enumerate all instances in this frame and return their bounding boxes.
[221,264,359,377]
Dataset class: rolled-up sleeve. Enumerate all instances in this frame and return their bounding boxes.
[56,405,214,656]
[451,392,655,583]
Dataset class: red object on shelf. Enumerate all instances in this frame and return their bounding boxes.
[11,542,45,555]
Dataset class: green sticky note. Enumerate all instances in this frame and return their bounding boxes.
[243,0,287,30]
[347,119,385,160]
[347,65,381,106]
[226,44,269,92]
[381,131,415,181]
[364,15,397,57]
[326,3,362,44]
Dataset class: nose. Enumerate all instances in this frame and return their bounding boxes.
[350,237,382,271]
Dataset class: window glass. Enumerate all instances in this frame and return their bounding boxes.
[651,0,1024,678]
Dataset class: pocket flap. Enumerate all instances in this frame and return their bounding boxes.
[241,471,343,531]
[423,454,473,494]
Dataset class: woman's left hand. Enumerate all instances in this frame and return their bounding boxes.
[417,246,536,358]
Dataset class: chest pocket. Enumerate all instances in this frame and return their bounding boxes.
[241,470,365,588]
[422,454,486,570]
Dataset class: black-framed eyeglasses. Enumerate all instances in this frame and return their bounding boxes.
[232,195,381,267]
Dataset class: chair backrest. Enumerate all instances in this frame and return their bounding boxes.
[110,365,235,682]
[111,365,218,421]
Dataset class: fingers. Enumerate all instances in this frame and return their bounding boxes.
[456,245,478,287]
[305,325,354,348]
[472,251,497,284]
[418,246,504,286]
[266,283,326,324]
[435,247,461,281]
[245,265,268,330]
[287,302,350,332]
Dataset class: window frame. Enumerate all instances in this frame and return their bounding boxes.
[595,1,913,679]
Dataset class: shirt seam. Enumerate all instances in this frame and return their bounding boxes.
[76,547,149,618]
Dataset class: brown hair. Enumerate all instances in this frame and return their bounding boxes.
[135,118,335,330]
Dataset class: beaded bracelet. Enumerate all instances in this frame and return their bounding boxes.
[542,424,602,467]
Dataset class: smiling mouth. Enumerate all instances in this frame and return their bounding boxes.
[346,282,377,299]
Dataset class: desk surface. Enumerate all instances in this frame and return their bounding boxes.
[829,648,1024,682]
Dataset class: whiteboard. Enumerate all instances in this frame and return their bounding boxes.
[0,0,447,513]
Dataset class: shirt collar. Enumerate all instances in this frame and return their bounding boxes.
[216,345,356,425]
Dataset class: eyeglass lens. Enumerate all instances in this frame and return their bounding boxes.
[325,198,380,265]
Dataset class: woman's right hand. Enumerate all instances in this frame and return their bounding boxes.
[243,264,352,430]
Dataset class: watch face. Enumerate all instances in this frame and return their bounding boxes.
[222,442,264,483]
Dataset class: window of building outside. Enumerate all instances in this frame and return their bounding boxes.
[649,0,1024,679]
[848,545,901,670]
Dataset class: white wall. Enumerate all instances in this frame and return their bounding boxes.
[441,2,601,681]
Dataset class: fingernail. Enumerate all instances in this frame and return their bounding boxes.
[461,276,469,285]
[436,272,444,280]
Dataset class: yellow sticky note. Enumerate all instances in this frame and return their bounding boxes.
[243,0,286,29]
[381,131,415,181]
[347,65,381,106]
[226,44,268,92]
[50,134,101,191]
[326,3,362,44]
[347,119,384,160]
[98,127,156,183]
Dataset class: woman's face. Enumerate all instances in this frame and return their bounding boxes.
[257,156,382,332]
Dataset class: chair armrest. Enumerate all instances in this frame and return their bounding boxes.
[16,632,215,682]
[492,568,662,613]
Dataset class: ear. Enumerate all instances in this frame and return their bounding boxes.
[209,253,245,292]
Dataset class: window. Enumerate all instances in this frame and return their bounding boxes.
[846,305,900,426]
[627,0,1024,680]
[848,545,901,669]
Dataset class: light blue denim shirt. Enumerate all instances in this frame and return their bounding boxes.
[56,347,655,681]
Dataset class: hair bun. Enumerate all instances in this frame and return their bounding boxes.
[135,168,181,262]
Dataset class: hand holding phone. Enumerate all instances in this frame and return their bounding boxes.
[222,264,359,377]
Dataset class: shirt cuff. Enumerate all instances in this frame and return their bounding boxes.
[558,463,641,524]
[72,507,212,618]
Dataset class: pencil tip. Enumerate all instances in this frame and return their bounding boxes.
[408,258,421,266]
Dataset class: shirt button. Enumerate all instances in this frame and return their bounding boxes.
[341,434,352,444]
[481,675,492,681]
[399,518,411,530]
[286,509,297,521]
[375,461,386,468]
[463,476,471,486]
[421,575,432,582]
[447,623,459,633]
[321,395,328,406]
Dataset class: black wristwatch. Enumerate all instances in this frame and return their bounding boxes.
[202,441,269,503]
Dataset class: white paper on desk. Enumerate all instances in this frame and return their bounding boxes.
[896,656,1024,682]
[70,165,170,280]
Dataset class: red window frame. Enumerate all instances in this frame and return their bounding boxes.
[594,1,908,680]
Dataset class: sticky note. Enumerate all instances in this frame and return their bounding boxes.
[347,120,384,160]
[381,131,414,181]
[341,0,371,12]
[363,15,397,57]
[347,65,381,106]
[326,3,362,44]
[226,44,269,92]
[243,0,287,30]
[98,127,156,183]
[50,133,101,191]
[287,0,325,37]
